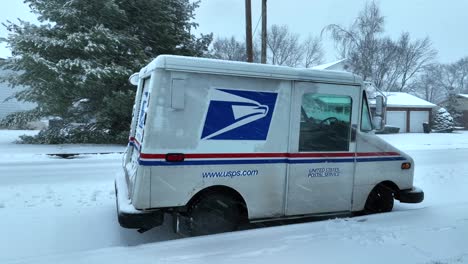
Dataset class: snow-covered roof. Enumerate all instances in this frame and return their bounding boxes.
[380,92,436,108]
[311,59,348,70]
[458,94,468,99]
[141,55,362,85]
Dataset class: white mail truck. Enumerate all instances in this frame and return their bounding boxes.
[115,55,424,235]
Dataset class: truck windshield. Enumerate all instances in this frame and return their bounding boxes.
[361,92,373,131]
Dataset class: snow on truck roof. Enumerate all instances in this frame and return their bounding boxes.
[140,55,362,85]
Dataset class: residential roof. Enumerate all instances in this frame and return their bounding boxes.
[311,59,348,70]
[370,92,436,108]
[458,94,468,99]
[141,55,362,86]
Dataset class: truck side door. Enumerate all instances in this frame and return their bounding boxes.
[285,81,359,215]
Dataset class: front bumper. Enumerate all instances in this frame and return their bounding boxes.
[115,171,163,229]
[397,186,424,203]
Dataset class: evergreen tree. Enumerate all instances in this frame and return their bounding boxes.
[432,107,454,132]
[1,0,212,143]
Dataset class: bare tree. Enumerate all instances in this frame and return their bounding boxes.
[369,37,400,91]
[209,27,323,68]
[209,36,246,62]
[267,25,303,67]
[438,57,468,96]
[408,58,468,105]
[440,64,459,96]
[266,25,323,68]
[394,33,437,92]
[451,57,468,94]
[322,0,384,80]
[303,35,324,68]
[408,64,445,103]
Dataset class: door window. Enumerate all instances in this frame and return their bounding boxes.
[299,94,352,151]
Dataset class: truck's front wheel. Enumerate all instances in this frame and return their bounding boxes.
[189,194,242,236]
[364,184,394,213]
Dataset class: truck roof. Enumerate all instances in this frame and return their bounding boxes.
[140,55,362,86]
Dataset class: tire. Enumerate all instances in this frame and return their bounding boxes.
[189,194,243,236]
[364,184,394,213]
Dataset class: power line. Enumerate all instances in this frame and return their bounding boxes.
[253,14,262,36]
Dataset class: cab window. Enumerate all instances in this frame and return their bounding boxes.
[299,93,352,151]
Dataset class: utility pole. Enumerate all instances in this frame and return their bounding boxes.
[261,0,267,64]
[245,0,253,62]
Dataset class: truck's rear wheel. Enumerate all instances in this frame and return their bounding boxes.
[364,184,394,213]
[189,194,242,236]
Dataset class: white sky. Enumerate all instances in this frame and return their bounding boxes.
[1,0,468,64]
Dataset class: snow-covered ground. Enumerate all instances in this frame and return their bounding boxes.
[1,130,468,264]
[379,131,468,150]
[0,131,177,262]
[0,130,125,156]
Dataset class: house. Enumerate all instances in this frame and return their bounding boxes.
[453,94,468,128]
[374,92,436,133]
[311,59,351,71]
[0,58,36,122]
[313,60,437,133]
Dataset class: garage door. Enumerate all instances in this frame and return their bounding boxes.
[386,111,406,133]
[410,111,429,133]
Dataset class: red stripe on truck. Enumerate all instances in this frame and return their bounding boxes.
[138,152,400,160]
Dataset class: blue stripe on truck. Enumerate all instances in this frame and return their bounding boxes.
[138,156,406,166]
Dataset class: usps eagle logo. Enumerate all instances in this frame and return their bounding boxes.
[201,89,278,140]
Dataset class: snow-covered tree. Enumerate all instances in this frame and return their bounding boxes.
[1,0,212,143]
[431,107,454,132]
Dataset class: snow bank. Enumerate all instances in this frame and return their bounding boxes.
[6,204,468,264]
[0,130,125,160]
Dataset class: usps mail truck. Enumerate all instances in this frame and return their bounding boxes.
[115,55,424,235]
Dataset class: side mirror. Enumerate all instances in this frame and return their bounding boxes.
[373,95,385,131]
[372,116,384,131]
[129,73,139,86]
[375,95,384,116]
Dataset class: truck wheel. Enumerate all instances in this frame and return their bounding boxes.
[364,185,394,213]
[189,194,242,236]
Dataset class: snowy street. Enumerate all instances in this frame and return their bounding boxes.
[1,130,468,263]
[0,131,180,263]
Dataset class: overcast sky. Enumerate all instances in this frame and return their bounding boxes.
[1,0,468,64]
